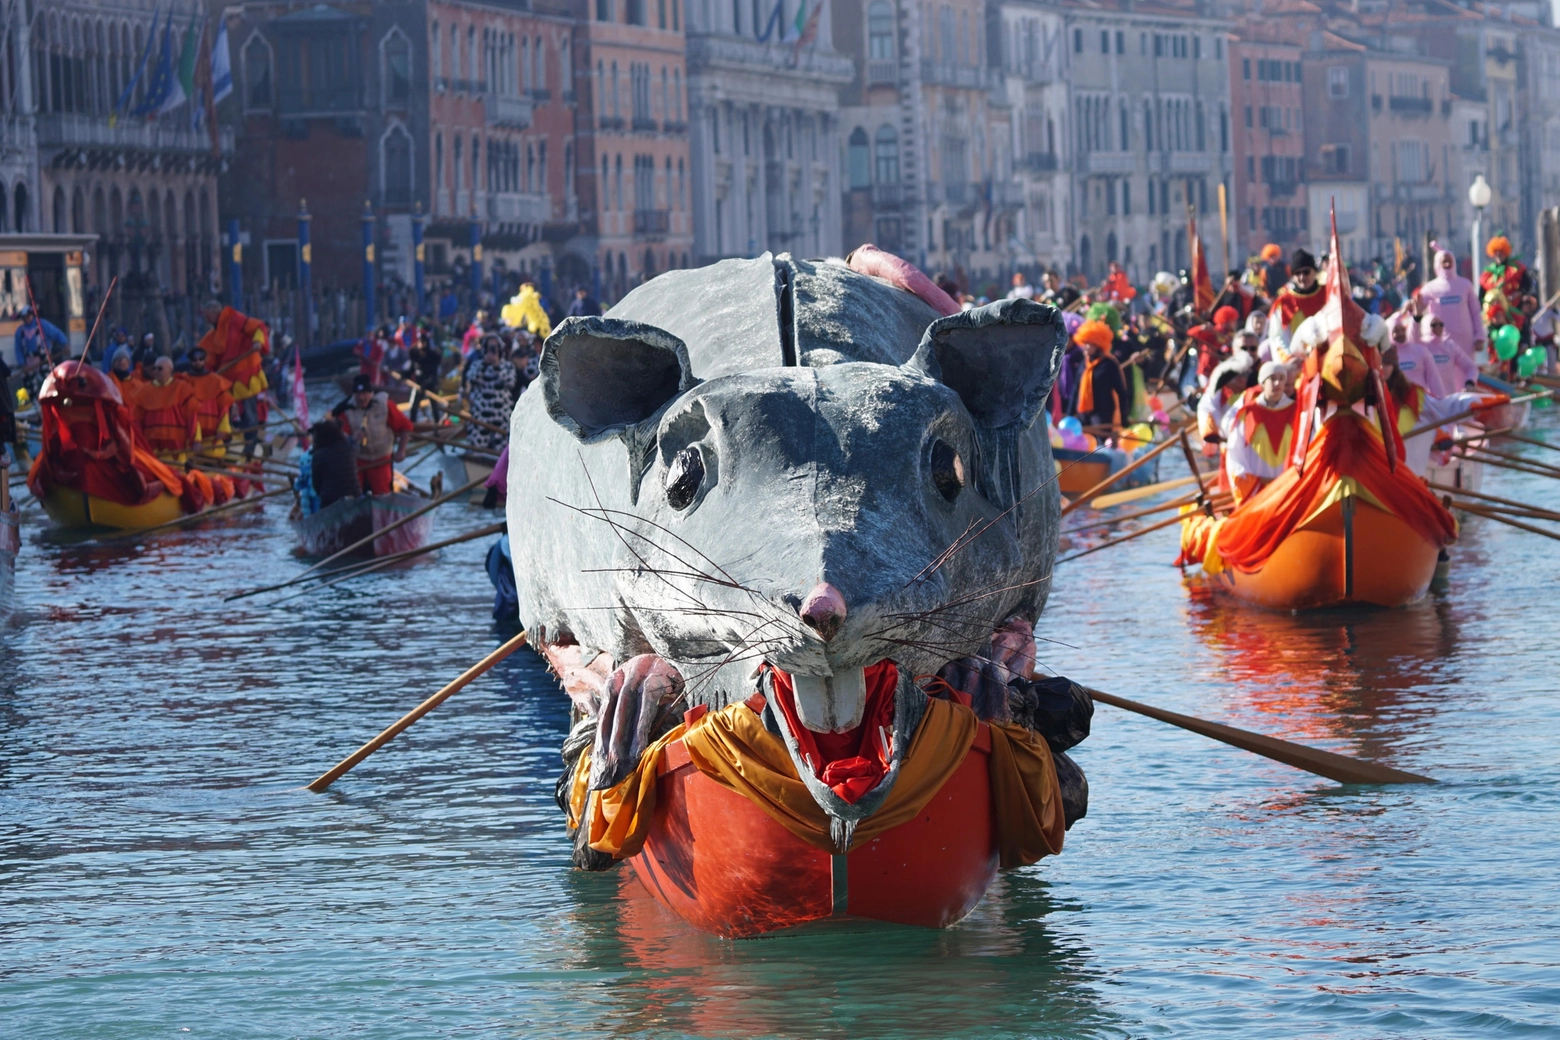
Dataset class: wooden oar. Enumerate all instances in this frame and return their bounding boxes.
[97,485,291,542]
[1403,389,1551,439]
[1059,422,1194,517]
[1456,502,1560,543]
[269,522,507,602]
[1089,471,1217,510]
[1502,432,1560,454]
[1429,481,1560,516]
[1456,449,1560,481]
[1088,688,1435,784]
[1055,508,1190,564]
[1453,501,1560,523]
[1443,426,1514,448]
[1065,491,1203,535]
[307,630,530,792]
[388,371,508,436]
[225,472,488,601]
[1461,444,1560,477]
[410,432,503,459]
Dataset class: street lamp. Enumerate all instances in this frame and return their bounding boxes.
[1469,174,1492,263]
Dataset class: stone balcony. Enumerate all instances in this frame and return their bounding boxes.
[487,192,552,224]
[37,113,235,164]
[484,93,534,129]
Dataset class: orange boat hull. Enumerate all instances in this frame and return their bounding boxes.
[1203,496,1439,610]
[1056,459,1111,496]
[626,725,1000,938]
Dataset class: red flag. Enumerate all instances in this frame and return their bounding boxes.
[1189,212,1214,318]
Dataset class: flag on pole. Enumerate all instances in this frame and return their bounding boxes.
[153,15,198,117]
[789,0,822,63]
[176,16,201,105]
[111,7,160,126]
[1189,211,1214,318]
[134,14,179,117]
[291,344,311,446]
[211,20,233,103]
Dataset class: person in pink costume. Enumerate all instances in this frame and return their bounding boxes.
[1422,313,1479,391]
[1417,247,1486,358]
[1388,311,1446,397]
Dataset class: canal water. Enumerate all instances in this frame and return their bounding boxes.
[2,411,1558,1039]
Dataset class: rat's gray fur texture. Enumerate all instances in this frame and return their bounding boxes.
[507,252,1067,716]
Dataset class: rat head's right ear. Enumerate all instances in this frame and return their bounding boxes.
[540,316,698,442]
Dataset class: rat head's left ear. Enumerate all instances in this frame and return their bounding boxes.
[540,316,698,442]
[906,298,1067,432]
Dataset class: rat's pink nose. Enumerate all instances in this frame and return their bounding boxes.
[798,582,847,642]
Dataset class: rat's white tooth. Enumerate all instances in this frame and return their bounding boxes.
[791,668,867,733]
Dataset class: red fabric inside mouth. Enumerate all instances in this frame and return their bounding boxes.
[766,661,899,804]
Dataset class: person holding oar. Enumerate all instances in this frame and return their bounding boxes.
[332,374,413,496]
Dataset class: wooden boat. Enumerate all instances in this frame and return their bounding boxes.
[1198,487,1441,610]
[439,451,495,502]
[291,491,432,558]
[1053,445,1161,497]
[39,485,186,531]
[626,724,1000,938]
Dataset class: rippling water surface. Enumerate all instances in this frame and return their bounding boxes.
[2,410,1558,1039]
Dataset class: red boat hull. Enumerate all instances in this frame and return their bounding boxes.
[627,724,1000,938]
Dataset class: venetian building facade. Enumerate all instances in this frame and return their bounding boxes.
[994,0,1069,272]
[0,2,37,235]
[685,0,851,263]
[31,0,229,302]
[835,0,1019,283]
[1060,0,1235,285]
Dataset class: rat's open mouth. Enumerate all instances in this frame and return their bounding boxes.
[766,661,900,804]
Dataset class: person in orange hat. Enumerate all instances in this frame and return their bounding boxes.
[1189,305,1240,383]
[1258,243,1287,298]
[1069,320,1128,427]
[1479,234,1531,334]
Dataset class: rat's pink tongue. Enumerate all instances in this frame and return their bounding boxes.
[768,661,899,803]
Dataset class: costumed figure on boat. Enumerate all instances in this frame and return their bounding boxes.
[26,361,247,531]
[506,248,1093,938]
[1179,210,1458,610]
[1220,361,1295,506]
[1265,249,1327,349]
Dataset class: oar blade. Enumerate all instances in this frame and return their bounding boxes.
[1088,688,1435,785]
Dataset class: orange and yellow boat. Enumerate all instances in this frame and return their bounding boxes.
[28,362,256,534]
[1179,213,1456,611]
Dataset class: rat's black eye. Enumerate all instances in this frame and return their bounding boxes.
[665,446,705,510]
[929,439,964,503]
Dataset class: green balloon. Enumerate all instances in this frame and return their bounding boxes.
[1517,346,1546,378]
[1493,323,1521,360]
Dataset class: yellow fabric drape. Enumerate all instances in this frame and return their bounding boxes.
[574,696,1068,868]
[987,723,1067,868]
[682,694,977,854]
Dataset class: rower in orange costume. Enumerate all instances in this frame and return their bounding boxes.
[132,357,199,458]
[198,299,270,456]
[185,347,235,458]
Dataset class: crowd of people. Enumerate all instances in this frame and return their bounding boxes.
[1009,236,1541,508]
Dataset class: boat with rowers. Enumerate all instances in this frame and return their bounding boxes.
[291,490,435,558]
[1178,213,1458,610]
[26,362,263,534]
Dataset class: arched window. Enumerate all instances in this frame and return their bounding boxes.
[471,135,481,191]
[874,125,898,183]
[454,135,464,191]
[434,133,444,200]
[521,35,532,91]
[939,6,955,64]
[93,188,106,235]
[383,30,411,106]
[559,36,572,96]
[1106,231,1118,265]
[847,127,870,188]
[672,69,681,121]
[244,35,272,108]
[383,124,412,204]
[614,153,623,211]
[1079,234,1092,280]
[534,37,545,94]
[601,155,610,209]
[868,1,894,60]
[52,186,66,233]
[73,187,86,233]
[431,22,441,80]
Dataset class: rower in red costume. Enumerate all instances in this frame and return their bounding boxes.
[1267,248,1327,346]
[131,357,199,458]
[332,373,412,494]
[185,347,235,458]
[1100,261,1136,305]
[1191,305,1241,382]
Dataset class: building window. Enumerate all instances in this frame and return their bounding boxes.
[1321,144,1350,174]
[875,125,899,183]
[244,35,272,109]
[848,127,870,188]
[383,125,412,204]
[1147,177,1156,215]
[868,1,894,60]
[1073,28,1083,54]
[1327,66,1348,99]
[1122,180,1131,215]
[1116,30,1124,55]
[1119,102,1128,151]
[383,30,411,106]
[1100,30,1109,55]
[1243,57,1250,80]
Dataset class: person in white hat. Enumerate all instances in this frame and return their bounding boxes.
[1219,360,1296,505]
